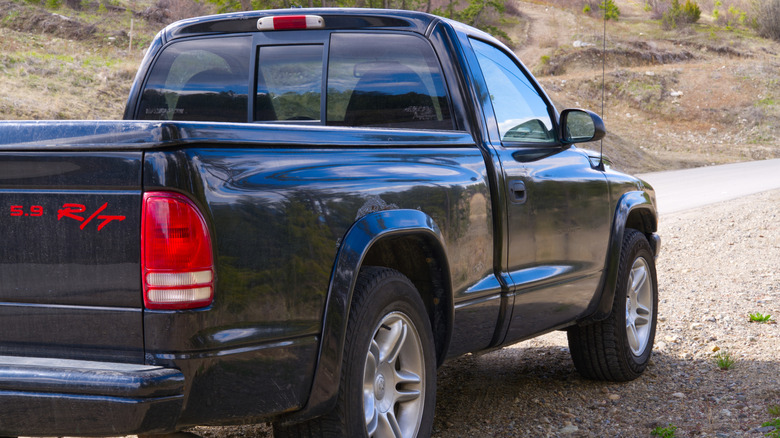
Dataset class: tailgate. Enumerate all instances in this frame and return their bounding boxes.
[0,145,144,363]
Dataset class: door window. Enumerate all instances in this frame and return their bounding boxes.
[470,39,555,144]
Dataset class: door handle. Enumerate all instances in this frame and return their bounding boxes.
[510,180,527,204]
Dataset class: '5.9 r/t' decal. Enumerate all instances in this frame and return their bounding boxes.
[9,203,126,231]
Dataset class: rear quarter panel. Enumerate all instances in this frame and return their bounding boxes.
[140,125,494,424]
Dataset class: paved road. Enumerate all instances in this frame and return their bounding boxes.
[638,158,780,215]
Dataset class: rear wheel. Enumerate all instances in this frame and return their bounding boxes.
[567,229,658,381]
[274,267,436,438]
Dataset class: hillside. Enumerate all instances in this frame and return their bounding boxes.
[511,0,780,173]
[1,0,778,173]
[0,0,207,119]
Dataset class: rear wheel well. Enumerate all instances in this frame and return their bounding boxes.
[361,234,451,366]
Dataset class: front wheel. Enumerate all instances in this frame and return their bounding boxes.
[274,267,436,438]
[567,229,658,381]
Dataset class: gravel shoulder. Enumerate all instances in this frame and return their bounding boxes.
[188,188,780,438]
[431,188,780,437]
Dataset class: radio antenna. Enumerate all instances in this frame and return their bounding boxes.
[598,1,607,171]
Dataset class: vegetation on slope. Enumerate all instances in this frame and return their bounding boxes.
[0,0,778,172]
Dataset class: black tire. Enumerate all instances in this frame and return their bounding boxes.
[274,267,436,438]
[567,229,658,381]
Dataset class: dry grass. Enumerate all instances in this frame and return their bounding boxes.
[0,27,140,119]
[0,0,778,172]
[0,0,210,120]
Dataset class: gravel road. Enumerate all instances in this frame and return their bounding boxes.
[190,188,780,438]
[430,188,780,437]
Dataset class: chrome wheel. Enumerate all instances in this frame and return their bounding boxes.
[625,256,654,356]
[363,311,425,438]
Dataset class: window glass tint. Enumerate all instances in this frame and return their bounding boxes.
[327,33,453,130]
[470,39,554,144]
[255,45,323,122]
[137,37,250,122]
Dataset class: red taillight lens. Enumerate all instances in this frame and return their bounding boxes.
[142,192,214,310]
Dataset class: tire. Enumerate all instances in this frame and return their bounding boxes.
[567,229,658,381]
[274,267,436,438]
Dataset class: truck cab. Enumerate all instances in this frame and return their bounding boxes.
[0,9,659,437]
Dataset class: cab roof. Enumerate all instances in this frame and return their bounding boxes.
[163,8,442,41]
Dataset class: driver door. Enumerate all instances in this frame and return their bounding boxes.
[469,38,611,343]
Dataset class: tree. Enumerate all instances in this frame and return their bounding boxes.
[600,0,620,20]
[583,0,620,20]
[432,0,509,41]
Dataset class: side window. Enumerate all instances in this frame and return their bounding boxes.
[255,45,323,122]
[470,39,555,144]
[137,37,250,122]
[327,33,453,130]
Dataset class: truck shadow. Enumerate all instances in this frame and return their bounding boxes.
[433,341,780,437]
[184,340,779,437]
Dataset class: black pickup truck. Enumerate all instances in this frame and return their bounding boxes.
[0,8,660,438]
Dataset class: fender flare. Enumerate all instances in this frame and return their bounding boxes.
[581,190,659,323]
[280,209,451,423]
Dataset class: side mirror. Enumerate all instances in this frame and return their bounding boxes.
[560,109,606,144]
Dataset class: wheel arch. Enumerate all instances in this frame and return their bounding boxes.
[279,209,452,424]
[361,232,452,366]
[580,190,660,323]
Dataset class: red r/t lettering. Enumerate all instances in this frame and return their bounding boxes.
[57,202,126,231]
[96,215,125,231]
[58,204,86,222]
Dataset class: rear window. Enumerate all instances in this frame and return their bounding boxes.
[137,37,250,122]
[256,45,323,122]
[326,33,453,130]
[254,32,453,129]
[136,32,453,130]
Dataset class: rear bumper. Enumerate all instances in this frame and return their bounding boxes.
[0,355,185,436]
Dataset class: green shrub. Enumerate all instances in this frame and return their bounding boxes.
[749,312,773,323]
[714,5,747,30]
[651,423,678,438]
[714,350,735,370]
[662,0,701,29]
[681,0,700,22]
[762,418,780,438]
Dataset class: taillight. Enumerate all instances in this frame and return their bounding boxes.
[256,15,325,31]
[142,192,214,310]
